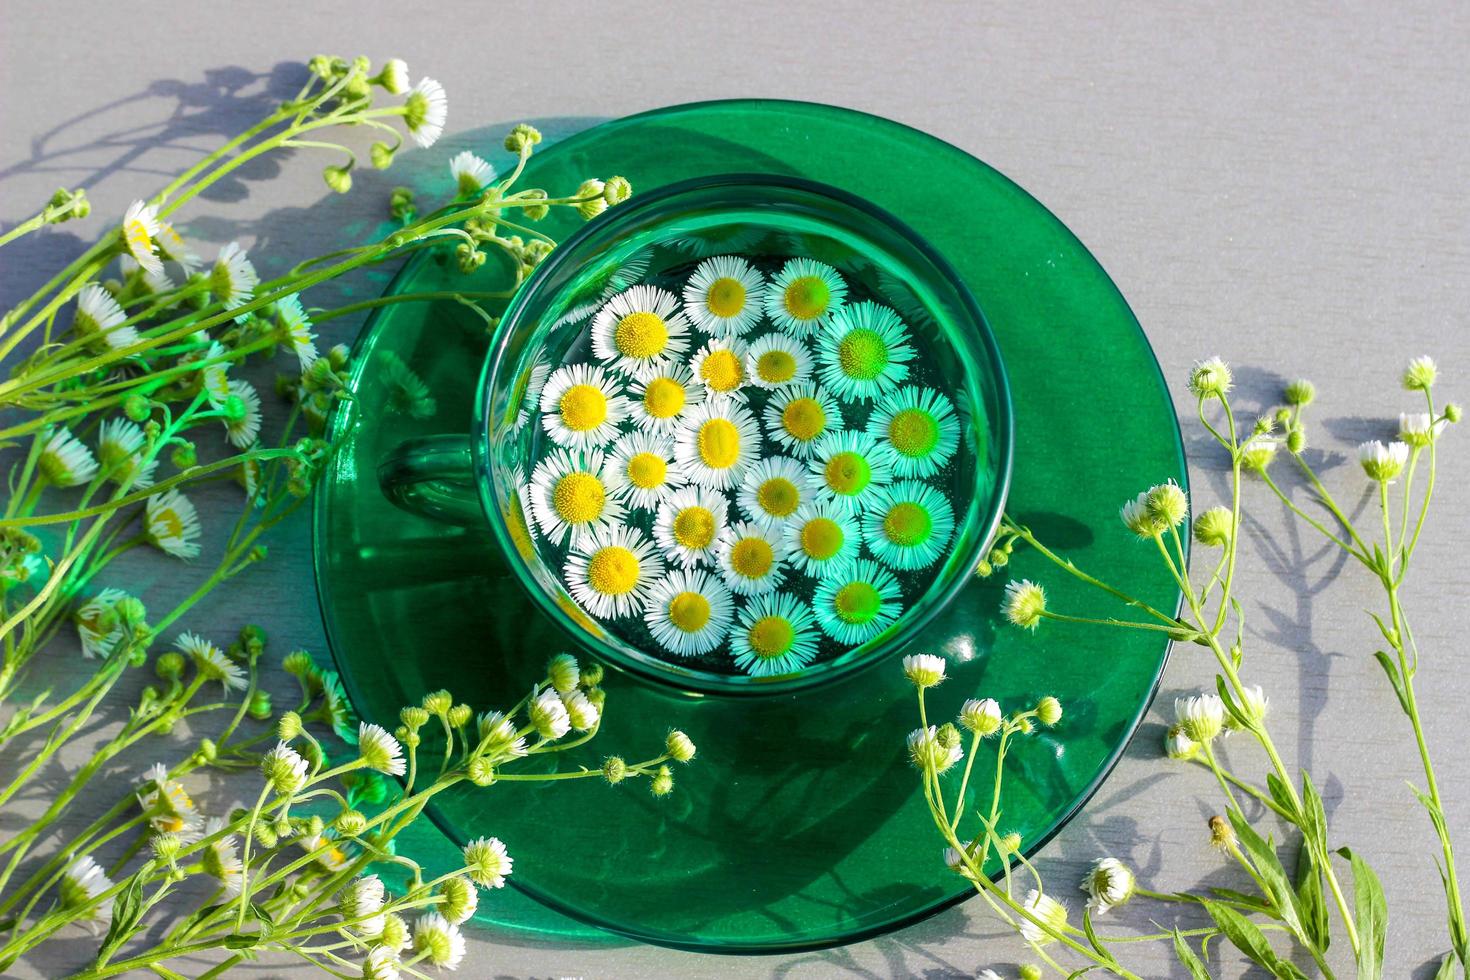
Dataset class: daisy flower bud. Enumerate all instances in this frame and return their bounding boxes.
[253,822,278,849]
[374,57,409,94]
[341,874,386,935]
[412,911,465,969]
[1187,357,1233,399]
[936,722,963,755]
[529,689,571,739]
[666,730,697,763]
[582,662,605,687]
[504,123,542,153]
[447,703,473,728]
[389,187,415,221]
[603,175,632,205]
[1018,889,1069,945]
[1174,694,1225,743]
[357,722,406,776]
[379,912,410,952]
[1240,435,1278,473]
[1284,378,1316,406]
[902,653,947,688]
[1164,724,1200,760]
[361,947,401,980]
[58,856,114,920]
[1358,439,1409,482]
[124,393,151,421]
[1192,506,1233,547]
[1020,966,1043,980]
[602,756,628,783]
[438,875,478,925]
[519,188,550,221]
[463,836,513,888]
[1002,580,1047,630]
[998,831,1023,854]
[154,651,184,680]
[336,809,367,836]
[1286,427,1307,454]
[1402,355,1437,391]
[547,653,580,693]
[1081,857,1137,913]
[1445,403,1462,423]
[467,756,496,786]
[282,649,316,677]
[576,179,607,220]
[959,698,1003,736]
[650,764,675,797]
[1035,696,1063,727]
[1144,480,1188,529]
[400,705,429,731]
[907,726,962,773]
[1209,814,1237,851]
[322,163,353,195]
[421,690,452,716]
[369,142,396,170]
[562,689,600,731]
[1226,684,1269,730]
[247,690,272,721]
[1119,490,1161,538]
[277,711,303,741]
[261,742,309,796]
[1398,412,1440,448]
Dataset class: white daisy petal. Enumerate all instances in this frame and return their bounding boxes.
[735,455,817,528]
[682,255,767,337]
[783,499,861,576]
[861,479,956,571]
[39,427,100,487]
[813,300,915,402]
[643,568,734,656]
[866,386,961,478]
[277,294,318,369]
[688,335,750,401]
[602,430,688,510]
[564,524,664,620]
[538,363,629,450]
[744,332,812,390]
[223,379,262,449]
[590,285,691,378]
[715,519,789,596]
[145,489,203,559]
[762,382,843,459]
[811,558,904,645]
[807,430,896,514]
[208,243,259,316]
[404,78,448,148]
[673,399,761,491]
[528,447,625,548]
[626,362,705,434]
[449,150,495,196]
[98,418,158,488]
[121,200,163,277]
[652,485,729,569]
[73,283,139,351]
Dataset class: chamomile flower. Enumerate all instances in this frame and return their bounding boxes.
[97,418,157,488]
[187,340,232,408]
[673,399,762,490]
[763,383,844,459]
[358,722,407,775]
[590,285,692,378]
[812,558,903,645]
[277,294,318,369]
[564,525,664,619]
[653,485,729,568]
[412,911,465,970]
[539,364,629,450]
[121,200,163,276]
[59,855,114,921]
[75,588,131,658]
[208,242,259,315]
[626,362,706,434]
[72,283,138,351]
[137,763,202,841]
[867,387,960,477]
[403,77,448,148]
[603,431,687,509]
[682,255,766,337]
[200,816,243,896]
[222,379,262,449]
[463,836,513,888]
[744,332,812,390]
[807,430,895,513]
[715,520,789,596]
[784,500,861,575]
[155,219,201,274]
[301,831,352,871]
[643,568,734,656]
[862,480,955,571]
[1019,890,1069,945]
[145,488,203,559]
[449,150,495,196]
[689,336,750,400]
[814,301,915,402]
[529,448,626,547]
[765,257,847,336]
[730,592,819,677]
[38,426,99,487]
[176,632,246,690]
[341,874,387,936]
[736,456,816,528]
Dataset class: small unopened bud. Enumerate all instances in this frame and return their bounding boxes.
[170,442,197,469]
[581,663,605,687]
[1445,403,1462,423]
[1402,355,1437,391]
[467,755,496,786]
[959,698,1003,736]
[998,832,1022,854]
[124,393,151,422]
[576,179,607,220]
[519,188,549,221]
[1209,814,1237,850]
[650,764,674,797]
[282,649,316,678]
[602,176,632,205]
[1036,696,1063,727]
[278,711,303,740]
[504,123,542,153]
[1191,506,1233,547]
[370,142,396,170]
[973,559,994,578]
[1020,965,1043,980]
[400,706,429,730]
[422,690,452,716]
[336,809,368,835]
[448,704,473,728]
[154,651,185,680]
[151,832,182,861]
[247,689,272,720]
[323,163,353,194]
[548,653,580,693]
[665,730,696,763]
[196,738,218,763]
[602,756,627,784]
[389,186,415,222]
[1284,378,1316,406]
[1286,427,1307,454]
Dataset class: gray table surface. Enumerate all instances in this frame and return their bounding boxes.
[3,2,1468,977]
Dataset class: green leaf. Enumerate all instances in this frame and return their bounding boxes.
[1215,676,1250,729]
[1371,651,1410,713]
[223,933,260,950]
[249,901,274,927]
[1082,904,1110,957]
[1432,950,1458,979]
[1337,847,1386,980]
[1227,809,1307,939]
[1173,929,1215,980]
[1265,773,1298,821]
[1206,887,1276,916]
[96,873,145,966]
[1294,833,1329,950]
[1201,899,1309,979]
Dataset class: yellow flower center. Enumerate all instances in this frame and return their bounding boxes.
[730,537,774,580]
[889,407,940,457]
[748,616,795,657]
[152,508,185,539]
[833,581,882,625]
[586,545,640,595]
[757,349,797,383]
[124,219,154,257]
[699,349,744,393]
[837,328,888,381]
[883,501,933,545]
[697,417,741,469]
[756,477,800,517]
[642,377,686,419]
[626,452,667,489]
[614,311,669,360]
[667,591,712,633]
[559,384,608,432]
[672,506,716,550]
[551,472,605,525]
[781,397,826,443]
[824,451,871,496]
[799,517,844,560]
[782,275,830,321]
[705,277,747,318]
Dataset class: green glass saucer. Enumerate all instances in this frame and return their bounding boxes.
[313,99,1185,953]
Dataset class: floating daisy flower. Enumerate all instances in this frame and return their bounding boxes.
[764,257,847,337]
[862,480,956,571]
[783,500,861,576]
[590,285,692,379]
[682,255,766,337]
[38,427,99,487]
[673,399,761,490]
[121,200,163,276]
[744,332,811,390]
[867,387,960,478]
[763,383,843,459]
[449,150,495,196]
[736,456,816,528]
[209,242,259,316]
[97,419,157,488]
[807,430,895,513]
[643,568,734,656]
[689,336,750,400]
[814,300,915,402]
[145,489,202,559]
[564,525,664,619]
[653,485,729,568]
[223,379,262,449]
[730,592,819,677]
[603,430,687,509]
[529,448,625,547]
[538,364,629,450]
[626,362,705,434]
[599,249,654,298]
[403,77,448,148]
[812,558,903,645]
[715,520,789,596]
[72,283,138,351]
[277,294,318,369]
[59,855,114,922]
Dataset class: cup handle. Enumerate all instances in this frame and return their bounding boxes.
[377,434,484,527]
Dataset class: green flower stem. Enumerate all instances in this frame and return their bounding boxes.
[1036,610,1187,636]
[1003,519,1182,627]
[1258,468,1361,559]
[1200,741,1243,814]
[1200,761,1293,821]
[308,289,514,325]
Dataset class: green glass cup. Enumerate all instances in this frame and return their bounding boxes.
[378,174,1012,695]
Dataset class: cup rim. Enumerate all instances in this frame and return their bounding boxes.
[474,172,1014,697]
